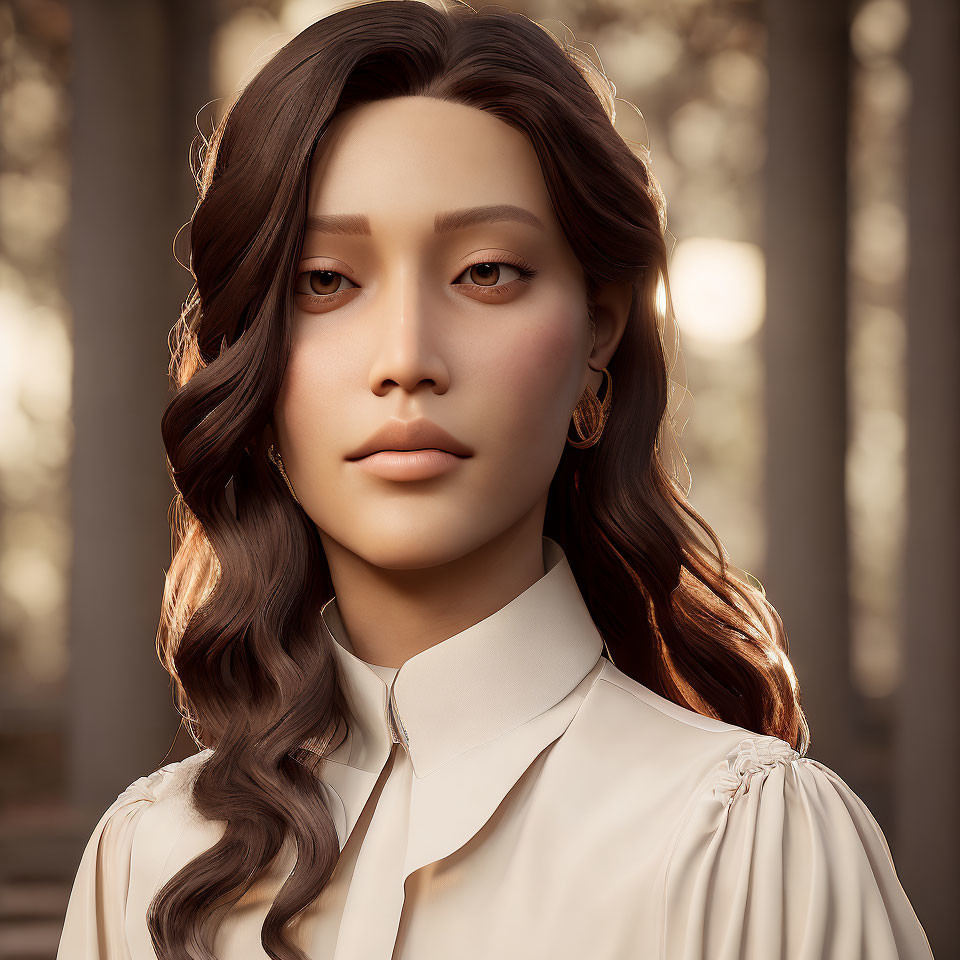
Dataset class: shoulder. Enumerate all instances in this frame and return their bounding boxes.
[90,748,213,851]
[588,657,752,742]
[569,658,777,795]
[113,748,212,814]
[84,748,218,885]
[543,658,790,868]
[654,724,935,958]
[116,749,211,807]
[573,666,932,956]
[58,749,217,954]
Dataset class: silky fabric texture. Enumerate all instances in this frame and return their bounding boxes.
[56,536,934,959]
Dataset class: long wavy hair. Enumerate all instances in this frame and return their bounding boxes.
[154,1,809,956]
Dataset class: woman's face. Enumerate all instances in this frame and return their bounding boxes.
[273,95,612,570]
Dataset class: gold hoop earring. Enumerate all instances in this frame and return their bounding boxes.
[566,366,612,448]
[267,443,301,505]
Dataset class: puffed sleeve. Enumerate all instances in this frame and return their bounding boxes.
[56,762,182,959]
[659,735,934,960]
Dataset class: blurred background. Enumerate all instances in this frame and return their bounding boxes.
[0,0,956,956]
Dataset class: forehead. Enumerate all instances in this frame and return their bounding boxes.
[306,95,556,229]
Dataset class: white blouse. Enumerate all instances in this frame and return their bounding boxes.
[56,536,934,959]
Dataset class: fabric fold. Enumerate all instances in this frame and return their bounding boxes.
[659,737,935,960]
[54,534,934,958]
[56,762,184,960]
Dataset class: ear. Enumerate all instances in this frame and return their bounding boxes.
[263,414,284,456]
[586,279,633,387]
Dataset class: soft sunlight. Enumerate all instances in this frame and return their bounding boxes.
[669,237,765,346]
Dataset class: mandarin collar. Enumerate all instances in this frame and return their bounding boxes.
[319,535,604,779]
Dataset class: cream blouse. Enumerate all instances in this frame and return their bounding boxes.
[57,536,934,959]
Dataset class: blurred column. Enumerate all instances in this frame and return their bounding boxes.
[68,0,213,821]
[764,1,854,767]
[899,0,960,953]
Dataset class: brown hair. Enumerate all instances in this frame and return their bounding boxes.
[155,1,808,955]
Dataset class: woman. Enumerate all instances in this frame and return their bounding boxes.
[57,1,934,958]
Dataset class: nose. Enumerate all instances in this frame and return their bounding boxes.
[367,271,450,398]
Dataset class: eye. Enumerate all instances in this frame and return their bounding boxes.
[293,256,539,314]
[295,269,358,300]
[453,259,538,293]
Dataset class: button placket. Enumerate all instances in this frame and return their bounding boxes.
[388,675,409,749]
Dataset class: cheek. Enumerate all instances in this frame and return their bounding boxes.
[478,302,587,453]
[274,334,347,466]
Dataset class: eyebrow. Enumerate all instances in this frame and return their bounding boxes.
[304,203,546,236]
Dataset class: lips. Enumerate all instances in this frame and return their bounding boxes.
[345,417,474,460]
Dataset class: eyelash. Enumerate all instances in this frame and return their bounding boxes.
[294,255,539,307]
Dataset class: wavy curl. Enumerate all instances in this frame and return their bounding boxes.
[153,1,809,956]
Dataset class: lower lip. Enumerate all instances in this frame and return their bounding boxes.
[348,449,468,481]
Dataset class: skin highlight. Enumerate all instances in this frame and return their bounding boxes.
[270,95,631,668]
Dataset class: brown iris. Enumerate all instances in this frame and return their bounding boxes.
[308,270,342,295]
[467,262,501,286]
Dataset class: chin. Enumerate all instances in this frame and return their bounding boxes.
[341,523,496,572]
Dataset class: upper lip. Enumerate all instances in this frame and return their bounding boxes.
[345,417,474,460]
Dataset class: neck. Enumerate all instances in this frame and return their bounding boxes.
[318,512,547,669]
